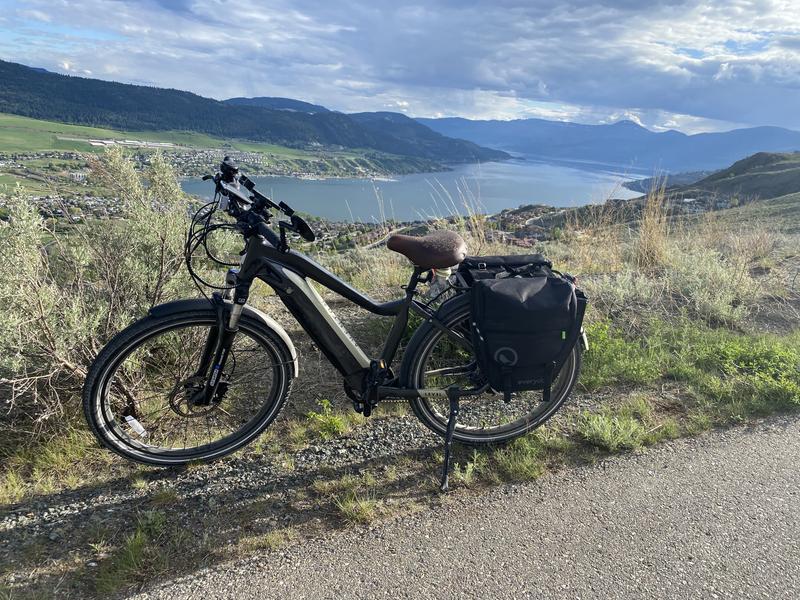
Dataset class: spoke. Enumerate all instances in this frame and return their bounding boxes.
[212,412,237,435]
[424,363,475,377]
[140,402,173,419]
[100,322,283,452]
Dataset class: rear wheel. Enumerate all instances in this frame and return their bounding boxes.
[83,307,294,466]
[401,294,581,445]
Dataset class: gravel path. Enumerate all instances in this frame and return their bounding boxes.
[129,415,800,600]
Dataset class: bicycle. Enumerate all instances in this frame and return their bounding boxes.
[83,158,583,490]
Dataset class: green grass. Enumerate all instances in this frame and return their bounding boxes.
[492,435,547,482]
[577,320,800,451]
[580,320,666,389]
[0,428,114,505]
[683,152,800,201]
[576,410,649,452]
[305,399,365,441]
[94,511,171,595]
[575,395,683,453]
[0,470,25,505]
[239,528,297,552]
[452,450,488,487]
[0,173,53,194]
[582,319,800,412]
[0,112,324,157]
[714,192,800,233]
[333,490,379,524]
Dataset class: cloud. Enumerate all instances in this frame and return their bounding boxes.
[16,8,50,23]
[0,0,799,131]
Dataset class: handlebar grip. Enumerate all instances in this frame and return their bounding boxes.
[239,174,255,191]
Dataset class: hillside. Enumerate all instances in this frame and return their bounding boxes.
[417,116,800,172]
[0,60,506,164]
[348,112,506,164]
[673,152,800,202]
[624,171,713,194]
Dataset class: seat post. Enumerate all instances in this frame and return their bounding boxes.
[378,267,423,364]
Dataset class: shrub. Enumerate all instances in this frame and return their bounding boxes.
[0,148,191,433]
[665,242,759,325]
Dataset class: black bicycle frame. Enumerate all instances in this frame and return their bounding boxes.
[222,231,471,401]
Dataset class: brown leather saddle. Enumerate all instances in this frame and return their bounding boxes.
[387,230,467,269]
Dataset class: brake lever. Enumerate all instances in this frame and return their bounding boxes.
[277,220,292,253]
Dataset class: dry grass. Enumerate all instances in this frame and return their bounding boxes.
[632,181,670,272]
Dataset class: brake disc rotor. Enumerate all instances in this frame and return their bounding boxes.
[168,375,222,418]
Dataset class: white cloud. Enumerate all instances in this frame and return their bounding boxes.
[2,0,799,130]
[16,8,50,22]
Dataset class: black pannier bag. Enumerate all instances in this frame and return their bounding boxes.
[470,265,587,403]
[457,254,552,286]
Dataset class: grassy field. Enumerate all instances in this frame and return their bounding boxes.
[0,112,330,157]
[0,113,441,195]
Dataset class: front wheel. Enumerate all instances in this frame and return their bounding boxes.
[83,304,294,466]
[400,294,582,446]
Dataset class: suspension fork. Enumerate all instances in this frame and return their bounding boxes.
[194,268,252,405]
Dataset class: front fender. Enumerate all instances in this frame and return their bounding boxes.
[149,298,299,377]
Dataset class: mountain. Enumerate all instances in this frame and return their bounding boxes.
[349,112,507,164]
[0,60,506,163]
[417,117,800,172]
[224,97,329,113]
[673,152,800,201]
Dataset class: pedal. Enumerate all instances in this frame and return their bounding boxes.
[360,359,388,417]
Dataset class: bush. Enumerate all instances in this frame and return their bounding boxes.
[665,242,759,325]
[0,148,192,434]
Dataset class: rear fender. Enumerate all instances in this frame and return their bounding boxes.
[149,298,299,377]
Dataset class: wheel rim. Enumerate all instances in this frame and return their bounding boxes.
[95,317,285,459]
[411,308,576,439]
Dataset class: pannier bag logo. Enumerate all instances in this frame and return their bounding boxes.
[494,347,519,367]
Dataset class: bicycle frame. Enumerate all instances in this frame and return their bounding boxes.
[223,232,472,403]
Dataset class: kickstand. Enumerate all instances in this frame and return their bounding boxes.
[439,386,460,493]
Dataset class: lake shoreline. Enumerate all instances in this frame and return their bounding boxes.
[181,159,640,222]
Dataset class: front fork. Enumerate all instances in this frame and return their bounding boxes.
[193,268,251,405]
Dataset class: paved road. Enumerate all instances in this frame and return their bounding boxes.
[131,417,800,599]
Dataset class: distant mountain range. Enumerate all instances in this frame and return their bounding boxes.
[5,57,800,175]
[0,60,506,164]
[417,117,800,172]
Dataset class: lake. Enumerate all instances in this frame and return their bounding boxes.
[180,158,641,223]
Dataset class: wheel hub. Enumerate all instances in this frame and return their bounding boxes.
[168,375,228,417]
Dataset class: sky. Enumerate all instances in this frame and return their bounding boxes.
[1,0,799,133]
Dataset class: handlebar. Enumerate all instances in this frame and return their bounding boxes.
[207,157,316,248]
